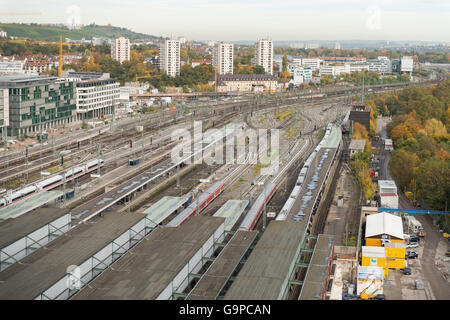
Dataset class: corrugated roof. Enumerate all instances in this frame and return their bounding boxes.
[349,139,366,150]
[361,246,386,258]
[365,212,403,240]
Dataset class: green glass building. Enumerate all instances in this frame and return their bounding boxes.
[0,75,77,137]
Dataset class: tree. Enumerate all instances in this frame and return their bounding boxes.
[415,158,450,210]
[255,65,265,74]
[388,149,418,189]
[282,54,288,73]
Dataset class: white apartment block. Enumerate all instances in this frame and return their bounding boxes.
[401,56,414,73]
[0,57,26,74]
[213,43,233,75]
[255,39,273,75]
[0,30,7,39]
[0,88,9,138]
[367,57,391,73]
[160,39,180,77]
[111,37,130,64]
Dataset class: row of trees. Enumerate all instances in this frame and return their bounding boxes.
[366,81,449,216]
[350,123,377,201]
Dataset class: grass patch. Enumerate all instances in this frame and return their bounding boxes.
[275,109,294,122]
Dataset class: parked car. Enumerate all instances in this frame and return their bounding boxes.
[409,235,420,243]
[404,267,412,275]
[407,242,419,248]
[373,294,386,300]
[406,251,419,259]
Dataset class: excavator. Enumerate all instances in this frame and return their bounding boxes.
[360,279,385,300]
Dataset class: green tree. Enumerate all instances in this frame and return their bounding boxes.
[282,54,288,73]
[255,65,265,74]
[388,149,418,189]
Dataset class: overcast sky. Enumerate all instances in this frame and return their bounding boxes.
[1,0,449,41]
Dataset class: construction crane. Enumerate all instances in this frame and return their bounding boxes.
[58,35,63,77]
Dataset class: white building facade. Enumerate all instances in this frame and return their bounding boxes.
[0,57,26,75]
[255,39,273,75]
[0,88,9,138]
[213,43,233,75]
[160,39,180,77]
[401,56,414,73]
[111,37,130,64]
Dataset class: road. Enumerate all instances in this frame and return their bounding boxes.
[377,116,450,300]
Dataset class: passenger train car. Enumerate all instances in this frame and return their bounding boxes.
[0,159,104,208]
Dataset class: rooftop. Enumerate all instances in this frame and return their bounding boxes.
[0,211,145,299]
[224,221,305,300]
[0,206,68,249]
[73,216,225,300]
[143,196,188,228]
[213,199,250,231]
[365,212,404,240]
[349,139,366,151]
[299,234,334,300]
[0,191,63,221]
[187,230,258,300]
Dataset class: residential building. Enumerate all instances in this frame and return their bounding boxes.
[211,74,277,93]
[212,42,233,75]
[159,39,180,77]
[0,30,6,39]
[334,42,341,50]
[63,72,120,120]
[191,59,212,68]
[0,75,77,136]
[400,56,414,73]
[111,37,130,64]
[0,57,26,75]
[0,89,9,139]
[255,39,273,75]
[24,60,51,74]
[178,36,186,44]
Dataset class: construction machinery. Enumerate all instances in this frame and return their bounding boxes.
[58,35,63,77]
[359,279,383,300]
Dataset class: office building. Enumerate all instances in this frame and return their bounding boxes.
[301,58,322,70]
[288,66,312,85]
[400,56,414,73]
[0,75,77,136]
[255,39,273,75]
[212,43,233,75]
[63,72,120,121]
[111,37,130,64]
[160,39,180,77]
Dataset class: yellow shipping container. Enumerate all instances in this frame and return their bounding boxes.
[385,246,405,259]
[365,237,403,247]
[387,258,405,269]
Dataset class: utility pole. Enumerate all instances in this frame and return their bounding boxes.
[97,143,102,176]
[361,74,365,105]
[263,185,267,231]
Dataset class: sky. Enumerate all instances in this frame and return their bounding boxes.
[1,0,449,41]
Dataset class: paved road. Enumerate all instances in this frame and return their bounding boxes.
[377,116,450,299]
[399,194,450,300]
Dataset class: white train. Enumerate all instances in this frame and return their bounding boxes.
[0,159,104,208]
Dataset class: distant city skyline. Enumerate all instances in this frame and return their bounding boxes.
[1,0,449,42]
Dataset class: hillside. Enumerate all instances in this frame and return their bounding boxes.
[0,23,161,42]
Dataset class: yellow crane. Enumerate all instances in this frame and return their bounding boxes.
[58,35,63,77]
